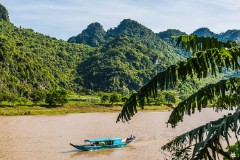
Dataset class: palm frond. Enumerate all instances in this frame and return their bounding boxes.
[168,77,240,128]
[162,108,240,159]
[117,45,240,122]
[116,93,137,122]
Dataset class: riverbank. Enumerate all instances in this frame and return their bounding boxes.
[0,104,172,116]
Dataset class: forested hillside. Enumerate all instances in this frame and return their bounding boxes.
[0,22,94,96]
[0,4,95,99]
[0,2,239,101]
[0,3,183,99]
[76,36,162,92]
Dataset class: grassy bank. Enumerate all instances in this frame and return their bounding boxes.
[0,94,174,116]
[0,104,172,116]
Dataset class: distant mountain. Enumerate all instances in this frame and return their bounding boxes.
[68,22,106,47]
[106,19,185,63]
[159,28,240,58]
[159,28,240,43]
[106,19,156,41]
[193,27,240,43]
[73,20,195,92]
[193,27,216,37]
[158,29,187,39]
[69,19,184,64]
[218,30,240,42]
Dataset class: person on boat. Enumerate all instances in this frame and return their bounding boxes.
[126,135,134,142]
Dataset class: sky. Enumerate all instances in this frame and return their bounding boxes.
[1,0,240,40]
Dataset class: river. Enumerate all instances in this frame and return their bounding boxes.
[0,109,234,160]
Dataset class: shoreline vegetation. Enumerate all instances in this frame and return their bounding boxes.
[0,95,174,116]
[0,104,173,116]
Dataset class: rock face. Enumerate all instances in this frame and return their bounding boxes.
[0,3,9,22]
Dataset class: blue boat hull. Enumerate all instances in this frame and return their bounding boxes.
[70,135,135,151]
[70,142,131,151]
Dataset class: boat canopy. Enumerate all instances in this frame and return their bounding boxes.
[84,138,122,142]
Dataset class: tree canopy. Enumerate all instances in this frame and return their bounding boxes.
[0,3,9,22]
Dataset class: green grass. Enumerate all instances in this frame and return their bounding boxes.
[0,94,174,116]
[0,103,172,116]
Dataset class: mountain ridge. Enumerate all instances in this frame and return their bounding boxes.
[68,19,185,64]
[193,27,240,42]
[158,27,240,43]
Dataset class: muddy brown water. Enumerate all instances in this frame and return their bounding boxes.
[0,109,234,160]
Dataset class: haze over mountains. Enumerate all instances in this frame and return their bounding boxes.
[0,3,239,99]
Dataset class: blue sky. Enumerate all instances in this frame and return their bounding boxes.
[1,0,240,40]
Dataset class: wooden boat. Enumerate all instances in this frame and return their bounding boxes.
[70,135,135,151]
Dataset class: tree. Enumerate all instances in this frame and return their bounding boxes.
[164,91,176,104]
[30,90,46,104]
[121,85,130,96]
[1,94,18,104]
[110,92,122,105]
[224,141,240,160]
[117,35,240,159]
[45,90,68,107]
[101,94,109,103]
[0,4,10,22]
[0,93,6,103]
